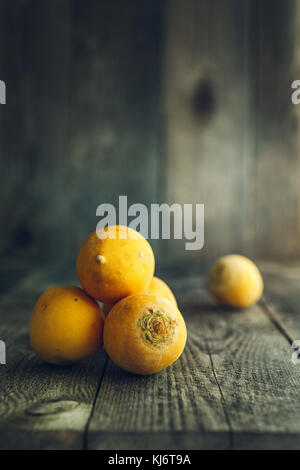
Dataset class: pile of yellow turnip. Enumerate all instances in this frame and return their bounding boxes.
[29,225,263,375]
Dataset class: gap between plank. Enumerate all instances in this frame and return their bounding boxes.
[205,340,234,450]
[259,297,294,345]
[83,355,109,450]
[81,295,292,450]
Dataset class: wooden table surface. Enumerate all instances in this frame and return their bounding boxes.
[0,259,300,450]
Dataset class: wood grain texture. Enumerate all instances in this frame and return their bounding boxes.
[162,0,252,261]
[87,272,300,450]
[1,263,300,450]
[0,264,107,450]
[259,261,300,340]
[1,1,300,262]
[254,0,300,259]
[88,335,231,450]
[177,276,300,449]
[0,0,162,261]
[162,0,300,261]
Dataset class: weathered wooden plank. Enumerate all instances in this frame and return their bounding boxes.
[162,0,300,262]
[178,278,300,449]
[1,0,300,264]
[88,274,300,450]
[259,261,300,340]
[254,0,300,258]
[2,263,300,450]
[162,0,253,261]
[0,257,31,296]
[0,0,72,259]
[0,265,107,450]
[0,0,162,261]
[88,337,231,450]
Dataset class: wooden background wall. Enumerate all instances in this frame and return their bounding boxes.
[0,0,162,263]
[0,0,300,265]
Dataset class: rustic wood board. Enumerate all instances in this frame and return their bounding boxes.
[0,264,107,449]
[2,0,300,264]
[88,330,231,450]
[254,0,300,259]
[1,262,300,449]
[88,273,300,450]
[162,0,300,262]
[162,0,254,261]
[258,261,300,341]
[0,0,162,261]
